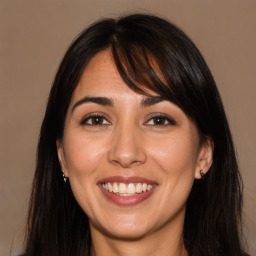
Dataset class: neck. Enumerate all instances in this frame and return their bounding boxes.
[90,216,188,256]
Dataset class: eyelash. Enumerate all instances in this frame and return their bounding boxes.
[80,114,176,127]
[145,114,176,126]
[80,114,111,126]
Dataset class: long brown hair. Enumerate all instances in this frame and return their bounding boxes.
[25,14,248,256]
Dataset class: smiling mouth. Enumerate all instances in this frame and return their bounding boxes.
[98,176,158,206]
[102,182,155,196]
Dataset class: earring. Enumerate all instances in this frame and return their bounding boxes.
[62,172,68,183]
[200,170,205,180]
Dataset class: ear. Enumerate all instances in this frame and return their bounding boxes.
[56,139,69,177]
[195,137,213,179]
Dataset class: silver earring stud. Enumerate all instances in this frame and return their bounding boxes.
[63,172,68,183]
[200,170,205,180]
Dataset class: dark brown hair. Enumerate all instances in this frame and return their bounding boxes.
[25,14,248,256]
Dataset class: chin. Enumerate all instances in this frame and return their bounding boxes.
[104,226,151,241]
[90,215,154,241]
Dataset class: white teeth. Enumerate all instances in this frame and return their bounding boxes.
[112,182,119,193]
[102,182,155,195]
[136,183,142,193]
[119,183,127,194]
[142,183,147,192]
[108,182,113,192]
[127,183,136,194]
[147,184,153,191]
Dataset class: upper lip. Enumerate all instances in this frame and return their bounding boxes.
[97,176,158,185]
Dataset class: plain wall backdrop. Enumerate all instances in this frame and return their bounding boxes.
[0,0,255,255]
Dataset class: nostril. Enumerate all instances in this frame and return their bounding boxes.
[107,128,147,167]
[108,148,147,168]
[110,158,143,168]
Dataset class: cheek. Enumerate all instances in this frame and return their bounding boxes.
[62,132,109,216]
[149,134,199,177]
[155,131,199,204]
[63,131,108,178]
[146,135,198,220]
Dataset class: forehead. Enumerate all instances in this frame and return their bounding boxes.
[71,50,158,103]
[82,49,116,78]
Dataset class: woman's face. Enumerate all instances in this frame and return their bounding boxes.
[57,50,212,240]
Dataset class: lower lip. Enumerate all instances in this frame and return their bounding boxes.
[98,185,157,206]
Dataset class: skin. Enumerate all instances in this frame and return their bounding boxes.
[57,50,213,256]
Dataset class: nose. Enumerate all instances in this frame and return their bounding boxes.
[108,124,147,168]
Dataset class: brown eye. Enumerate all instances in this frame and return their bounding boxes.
[152,117,168,125]
[81,115,111,125]
[146,115,176,126]
[91,116,104,125]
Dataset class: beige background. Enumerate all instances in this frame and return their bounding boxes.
[0,0,255,255]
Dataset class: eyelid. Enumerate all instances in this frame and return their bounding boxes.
[79,112,112,125]
[144,113,177,126]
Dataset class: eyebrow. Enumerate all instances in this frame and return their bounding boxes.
[140,96,166,107]
[71,95,166,113]
[71,96,114,113]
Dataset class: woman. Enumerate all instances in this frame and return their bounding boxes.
[24,14,249,255]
